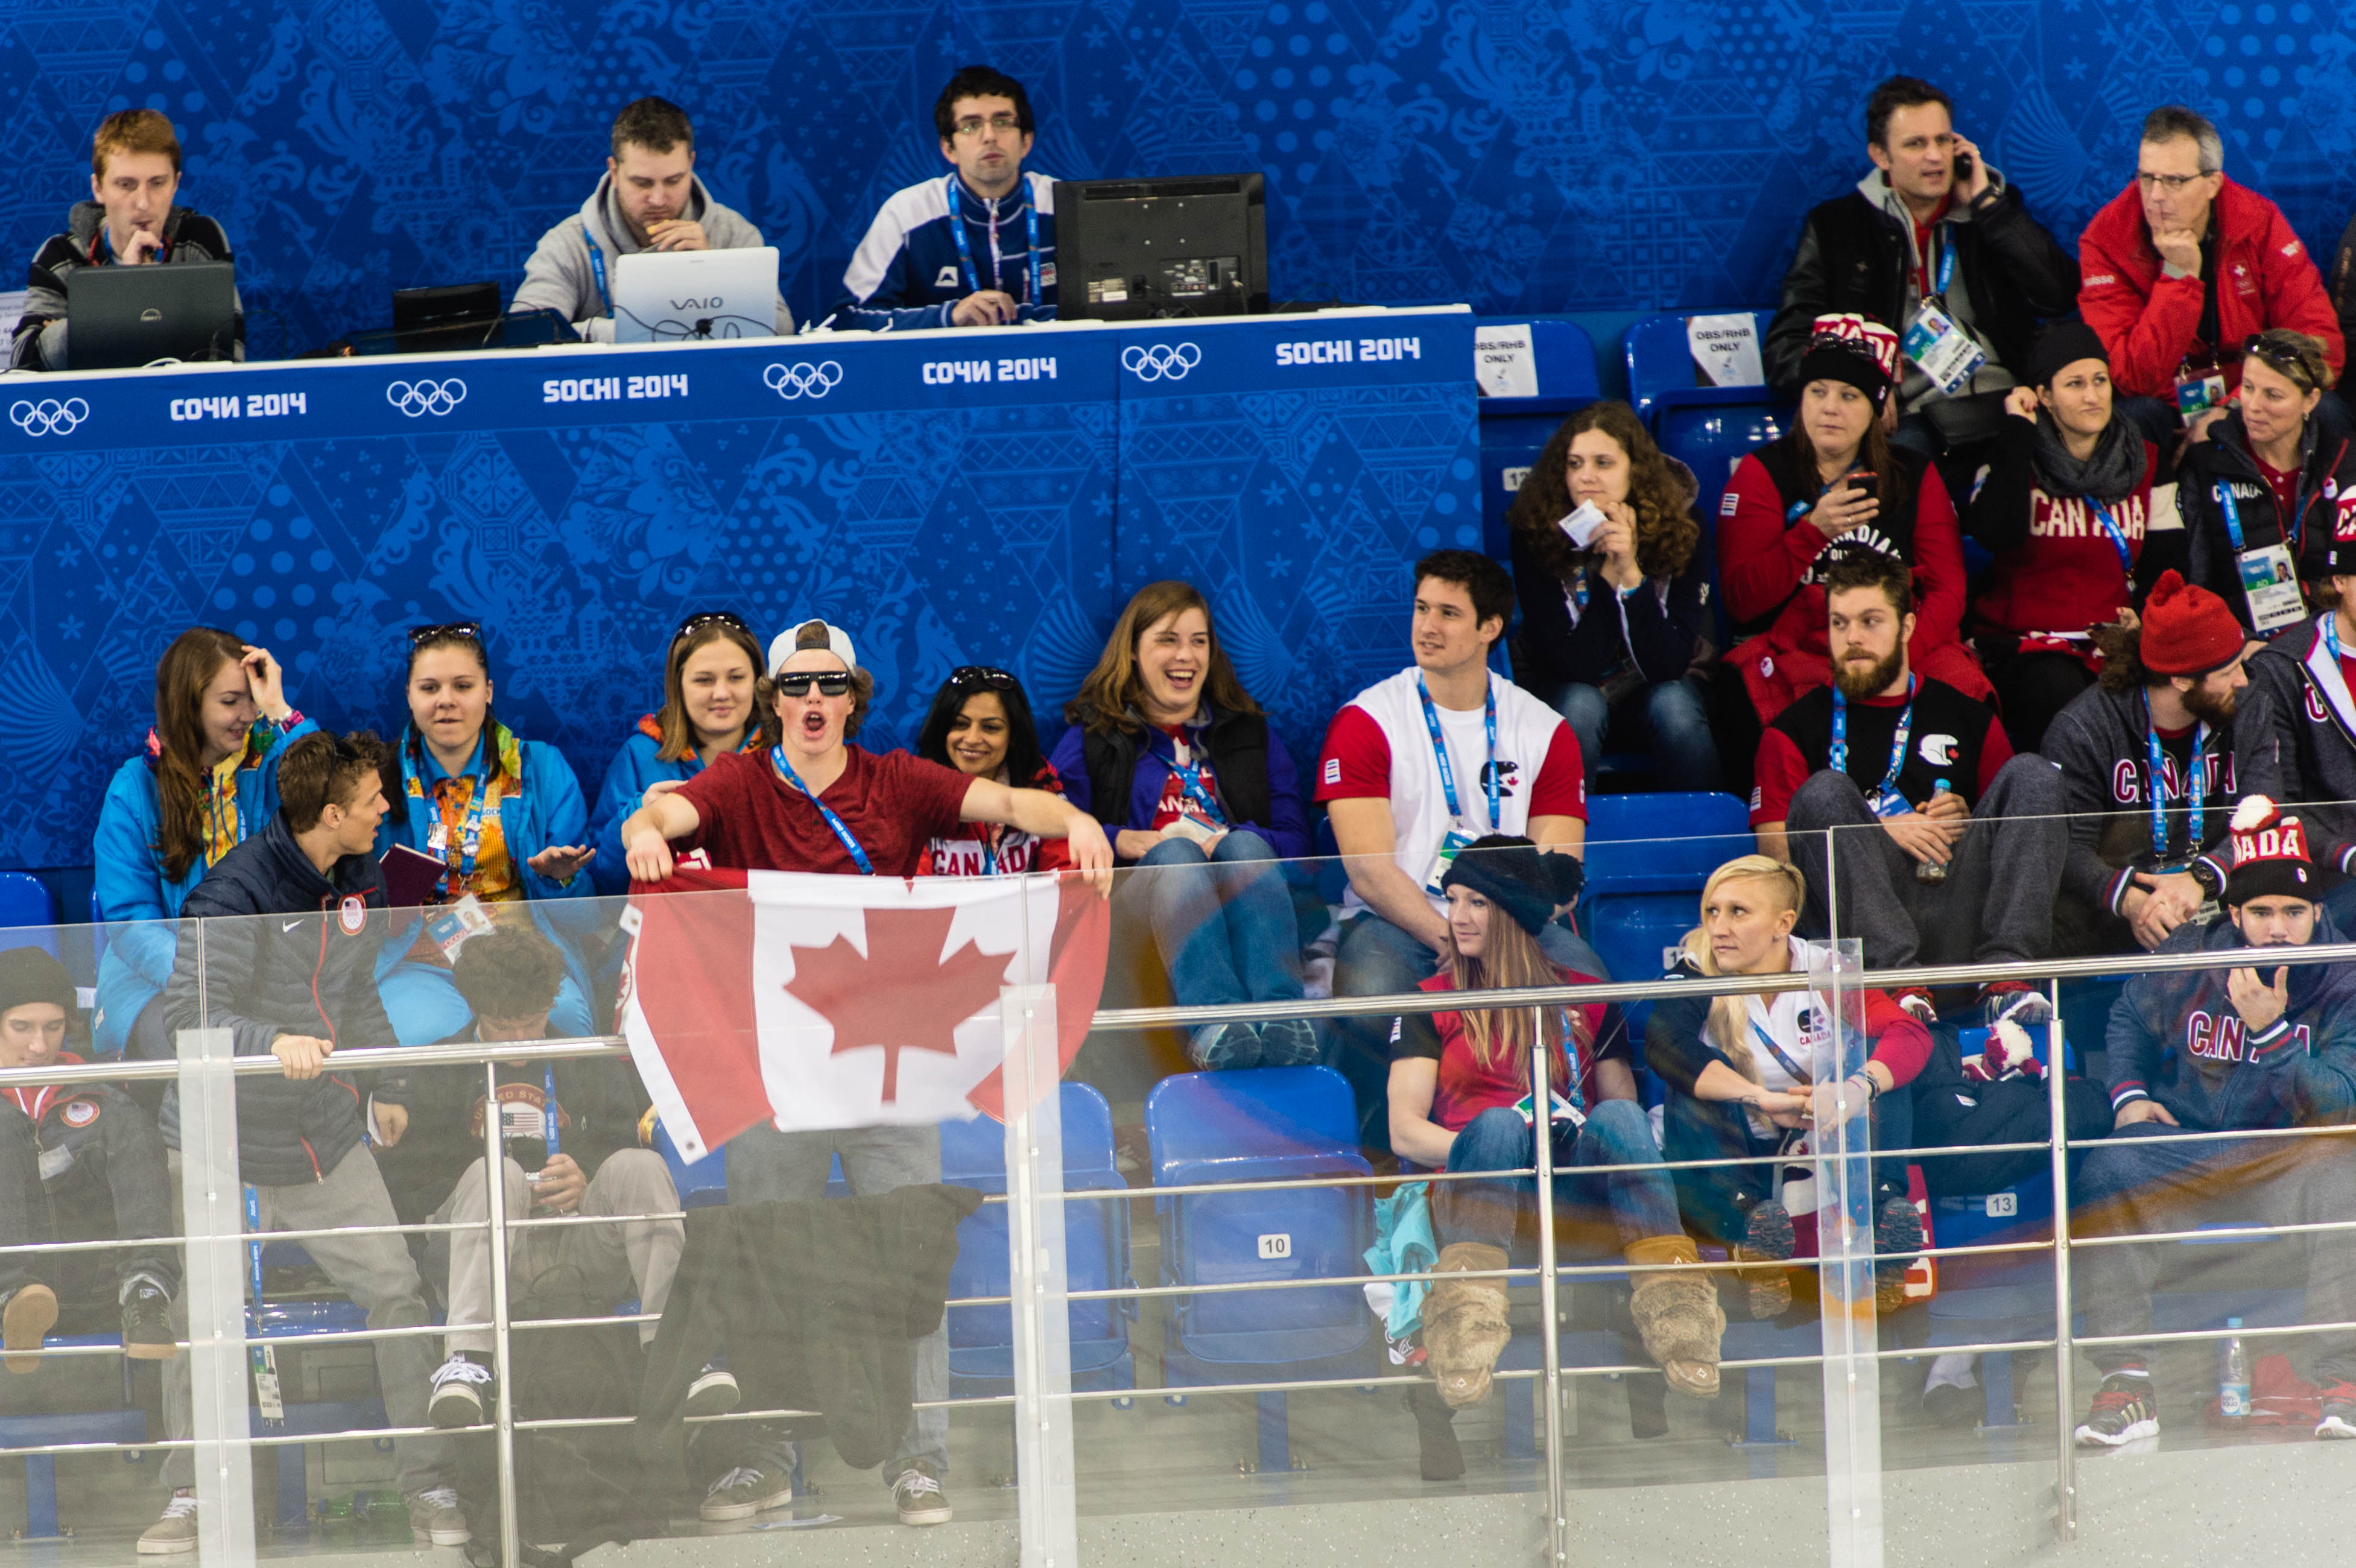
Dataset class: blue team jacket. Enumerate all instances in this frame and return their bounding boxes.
[828,171,1058,332]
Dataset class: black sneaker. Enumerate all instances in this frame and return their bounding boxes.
[121,1282,177,1361]
[2318,1379,2356,1440]
[2074,1372,2159,1447]
[1874,1194,1925,1314]
[428,1353,495,1429]
[1732,1196,1796,1320]
[1189,1022,1260,1071]
[1256,1018,1320,1067]
[685,1361,740,1418]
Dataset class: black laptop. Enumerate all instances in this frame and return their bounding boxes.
[66,261,238,370]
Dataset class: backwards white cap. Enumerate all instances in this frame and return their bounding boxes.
[767,619,858,678]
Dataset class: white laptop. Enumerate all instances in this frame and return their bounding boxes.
[609,245,780,344]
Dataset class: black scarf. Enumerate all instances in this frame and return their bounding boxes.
[2030,409,2145,503]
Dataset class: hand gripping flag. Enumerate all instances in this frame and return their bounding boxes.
[619,867,1110,1160]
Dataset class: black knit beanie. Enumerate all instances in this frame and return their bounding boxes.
[1438,835,1585,937]
[0,949,76,1024]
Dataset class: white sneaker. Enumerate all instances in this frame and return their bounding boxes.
[891,1468,952,1526]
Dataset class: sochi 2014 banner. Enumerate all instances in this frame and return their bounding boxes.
[618,867,1110,1160]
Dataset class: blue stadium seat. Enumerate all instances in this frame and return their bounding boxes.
[1474,316,1601,563]
[1580,792,1752,1034]
[0,872,59,957]
[1146,1066,1373,1471]
[938,1086,1134,1399]
[650,1118,729,1209]
[1626,311,1790,649]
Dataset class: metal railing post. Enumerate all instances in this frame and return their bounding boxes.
[1531,1022,1566,1568]
[2047,975,2077,1542]
[484,1062,521,1568]
[1004,981,1077,1568]
[1812,931,1883,1568]
[176,1014,255,1568]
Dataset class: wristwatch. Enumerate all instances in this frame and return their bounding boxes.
[2188,857,2226,899]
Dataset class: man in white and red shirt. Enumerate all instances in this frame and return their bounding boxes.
[1314,549,1596,1152]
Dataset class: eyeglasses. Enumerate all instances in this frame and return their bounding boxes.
[407,621,483,646]
[672,610,752,642]
[951,113,1023,139]
[948,665,1017,691]
[2134,171,2212,192]
[774,672,852,697]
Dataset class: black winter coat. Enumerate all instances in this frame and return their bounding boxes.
[160,816,406,1187]
[2177,399,2356,632]
[1764,178,2079,398]
[636,1186,981,1469]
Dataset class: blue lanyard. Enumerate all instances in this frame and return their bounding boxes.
[2217,481,2247,552]
[207,767,246,861]
[980,831,999,877]
[770,745,875,874]
[243,1184,265,1310]
[1830,676,1916,798]
[2142,692,2207,869]
[1555,1008,1587,1114]
[542,1064,560,1157]
[1160,735,1227,826]
[426,765,494,896]
[1416,676,1499,832]
[1750,1017,1811,1085]
[584,232,610,312]
[945,174,1042,304]
[2087,496,2135,574]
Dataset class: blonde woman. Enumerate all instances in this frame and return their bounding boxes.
[1645,856,1930,1317]
[1387,835,1721,1479]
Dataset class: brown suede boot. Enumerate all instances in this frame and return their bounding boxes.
[1625,1235,1724,1400]
[1420,1242,1511,1409]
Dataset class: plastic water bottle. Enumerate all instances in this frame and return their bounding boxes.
[2219,1318,2252,1420]
[1914,779,1953,885]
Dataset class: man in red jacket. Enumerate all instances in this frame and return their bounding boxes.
[2078,105,2344,449]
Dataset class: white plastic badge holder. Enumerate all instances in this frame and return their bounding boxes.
[425,893,494,961]
[1556,501,1606,548]
[2238,542,2307,634]
[1866,785,1912,820]
[2176,365,2228,416]
[1424,827,1477,898]
[1900,303,1985,396]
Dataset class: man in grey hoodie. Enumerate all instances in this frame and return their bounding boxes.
[512,96,792,343]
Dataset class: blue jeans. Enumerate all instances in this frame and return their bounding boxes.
[1325,913,1612,1155]
[1546,677,1718,793]
[1437,1101,1682,1259]
[1132,831,1303,1008]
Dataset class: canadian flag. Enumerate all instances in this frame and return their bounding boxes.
[619,867,1110,1160]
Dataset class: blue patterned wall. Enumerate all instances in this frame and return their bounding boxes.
[6,0,2349,353]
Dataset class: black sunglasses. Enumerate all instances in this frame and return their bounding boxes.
[407,621,483,646]
[2241,332,2320,387]
[673,610,752,642]
[948,665,1017,691]
[774,672,852,697]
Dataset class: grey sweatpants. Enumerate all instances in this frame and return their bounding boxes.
[1787,754,2068,970]
[2074,1116,2356,1381]
[163,1144,446,1493]
[436,1148,682,1353]
[714,1121,950,1485]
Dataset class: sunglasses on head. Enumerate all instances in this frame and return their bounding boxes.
[2241,334,2320,386]
[407,621,483,647]
[948,665,1017,691]
[774,672,852,697]
[673,610,752,642]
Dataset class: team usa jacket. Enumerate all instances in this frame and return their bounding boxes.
[827,171,1057,331]
[2105,909,2356,1131]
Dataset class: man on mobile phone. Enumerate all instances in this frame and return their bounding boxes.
[1765,76,2079,487]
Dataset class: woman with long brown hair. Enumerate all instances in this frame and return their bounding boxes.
[1644,855,1930,1320]
[93,627,315,1060]
[1385,835,1720,1479]
[1048,580,1313,1070]
[1506,399,1718,789]
[587,610,768,895]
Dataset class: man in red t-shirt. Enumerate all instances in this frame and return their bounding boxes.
[1753,552,2068,1027]
[619,619,1108,1529]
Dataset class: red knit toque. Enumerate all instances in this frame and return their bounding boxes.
[2138,570,2245,677]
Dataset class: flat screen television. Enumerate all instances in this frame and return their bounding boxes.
[1052,173,1267,321]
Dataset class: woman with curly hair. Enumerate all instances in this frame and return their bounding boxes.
[1506,399,1719,791]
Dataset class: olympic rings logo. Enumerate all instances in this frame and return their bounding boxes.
[763,361,843,400]
[9,397,89,437]
[1121,343,1202,382]
[386,379,467,417]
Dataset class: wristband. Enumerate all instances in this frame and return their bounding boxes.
[1851,1070,1880,1102]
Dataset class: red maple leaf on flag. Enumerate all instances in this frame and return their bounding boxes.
[784,906,1010,1102]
